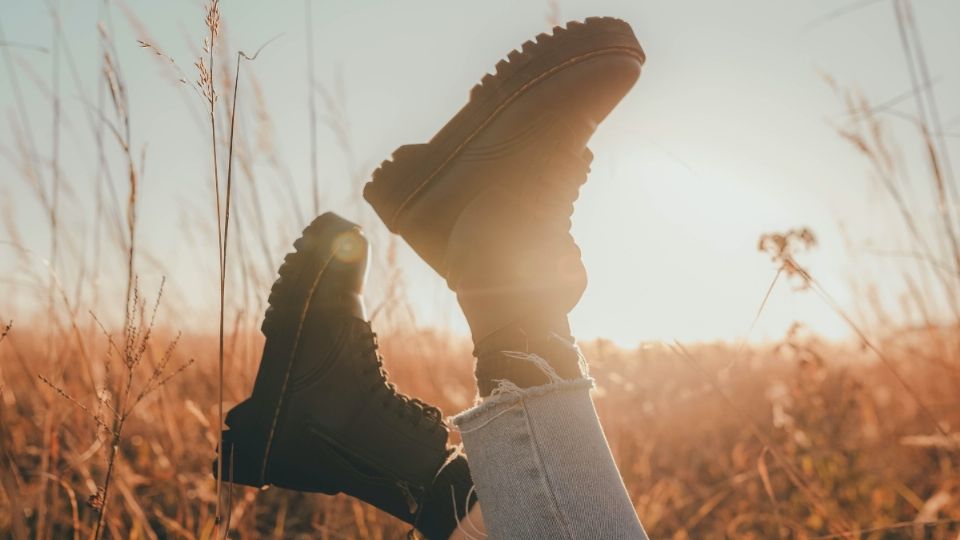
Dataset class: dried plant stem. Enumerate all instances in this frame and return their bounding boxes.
[99,10,140,327]
[79,279,186,540]
[49,0,62,356]
[201,0,225,527]
[93,417,123,540]
[735,267,783,357]
[796,264,958,450]
[216,49,242,538]
[91,324,135,540]
[671,342,854,537]
[894,0,959,203]
[812,518,960,540]
[224,51,242,333]
[93,13,106,318]
[37,5,62,534]
[305,0,319,215]
[891,0,960,306]
[0,21,45,206]
[836,93,960,321]
[196,11,277,529]
[0,450,27,540]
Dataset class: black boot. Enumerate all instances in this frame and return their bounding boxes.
[215,213,476,539]
[363,18,644,392]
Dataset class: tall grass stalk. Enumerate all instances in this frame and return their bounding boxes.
[37,3,62,532]
[207,3,273,527]
[47,0,62,355]
[891,0,960,289]
[195,0,226,527]
[305,0,320,215]
[759,229,958,451]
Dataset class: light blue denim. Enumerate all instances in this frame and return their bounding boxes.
[452,342,648,539]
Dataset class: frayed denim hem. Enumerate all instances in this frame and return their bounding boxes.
[452,377,594,430]
[448,346,648,539]
[453,335,594,430]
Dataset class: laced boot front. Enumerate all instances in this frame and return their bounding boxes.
[216,213,475,539]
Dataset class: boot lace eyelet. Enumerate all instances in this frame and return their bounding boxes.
[360,326,443,432]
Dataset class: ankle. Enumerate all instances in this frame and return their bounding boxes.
[474,316,585,397]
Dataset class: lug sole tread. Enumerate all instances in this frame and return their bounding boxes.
[363,16,644,230]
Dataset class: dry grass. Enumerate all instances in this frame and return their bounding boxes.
[2,1,960,539]
[2,322,960,538]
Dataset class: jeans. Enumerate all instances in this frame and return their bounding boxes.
[452,342,649,539]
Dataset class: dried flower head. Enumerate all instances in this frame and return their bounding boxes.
[205,0,221,39]
[88,486,105,511]
[758,228,817,289]
[195,57,215,103]
[0,320,11,344]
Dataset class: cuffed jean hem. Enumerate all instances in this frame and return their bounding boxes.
[452,366,648,539]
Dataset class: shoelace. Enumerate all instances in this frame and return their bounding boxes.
[360,329,443,431]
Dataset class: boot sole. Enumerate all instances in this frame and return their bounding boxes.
[218,212,364,487]
[363,16,644,232]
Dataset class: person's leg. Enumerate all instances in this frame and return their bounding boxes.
[453,337,646,539]
[364,16,648,538]
[446,181,649,538]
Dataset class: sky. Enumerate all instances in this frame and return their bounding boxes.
[2,0,959,346]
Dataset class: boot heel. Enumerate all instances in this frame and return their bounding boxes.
[363,144,431,233]
[215,430,268,488]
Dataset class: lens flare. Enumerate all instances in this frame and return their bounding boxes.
[332,229,364,263]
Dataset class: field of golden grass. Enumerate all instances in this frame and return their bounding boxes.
[2,320,959,538]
